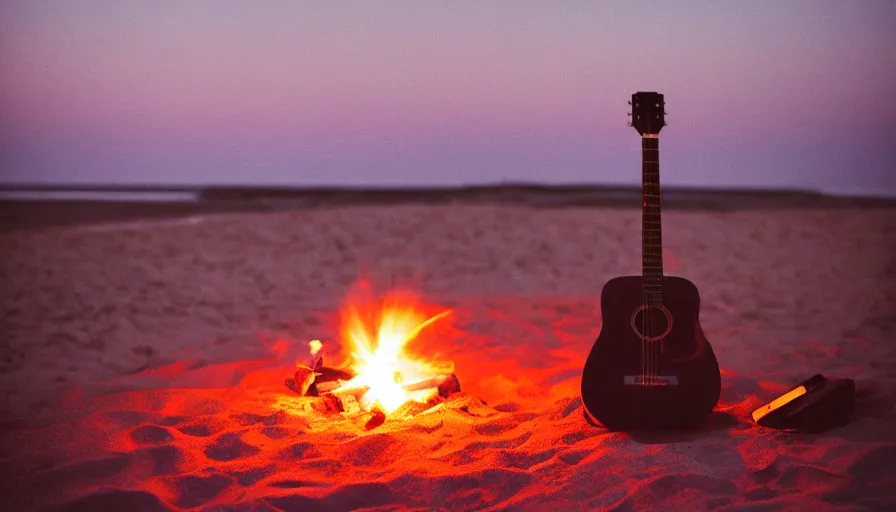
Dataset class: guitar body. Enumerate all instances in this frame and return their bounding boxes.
[581,275,721,430]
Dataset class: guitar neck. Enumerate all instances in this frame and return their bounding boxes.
[641,135,663,303]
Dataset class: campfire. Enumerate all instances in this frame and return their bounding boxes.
[281,286,461,429]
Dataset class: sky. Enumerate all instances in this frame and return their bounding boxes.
[1,1,895,195]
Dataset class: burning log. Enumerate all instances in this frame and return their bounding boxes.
[315,366,355,382]
[284,341,460,403]
[311,393,344,415]
[362,409,387,430]
[285,365,358,396]
[291,367,316,396]
[402,373,461,398]
[330,382,370,403]
[289,370,459,399]
[285,365,461,423]
[332,372,460,417]
[284,340,325,395]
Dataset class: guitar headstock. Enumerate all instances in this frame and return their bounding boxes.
[628,92,666,136]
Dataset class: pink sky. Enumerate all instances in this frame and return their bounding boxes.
[2,1,894,194]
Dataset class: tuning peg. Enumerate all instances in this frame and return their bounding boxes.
[628,101,632,105]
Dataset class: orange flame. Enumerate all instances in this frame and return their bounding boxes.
[337,287,454,414]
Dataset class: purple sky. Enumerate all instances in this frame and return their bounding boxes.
[2,1,894,195]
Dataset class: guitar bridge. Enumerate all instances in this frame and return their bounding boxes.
[624,375,679,386]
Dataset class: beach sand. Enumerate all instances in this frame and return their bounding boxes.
[1,204,894,511]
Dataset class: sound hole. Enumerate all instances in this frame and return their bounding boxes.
[630,304,673,342]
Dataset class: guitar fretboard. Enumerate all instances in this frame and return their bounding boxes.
[641,135,663,305]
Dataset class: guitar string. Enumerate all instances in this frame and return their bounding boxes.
[649,133,654,385]
[640,127,646,385]
[636,99,643,385]
[656,131,661,384]
[645,133,652,385]
[647,131,658,385]
[643,131,650,385]
[642,134,653,386]
[652,133,659,385]
[656,133,662,384]
[649,135,655,385]
[644,139,653,386]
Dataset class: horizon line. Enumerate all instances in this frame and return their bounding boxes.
[1,181,891,200]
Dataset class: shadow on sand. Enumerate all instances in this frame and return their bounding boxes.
[584,409,741,444]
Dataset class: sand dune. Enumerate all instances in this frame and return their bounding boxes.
[1,205,894,511]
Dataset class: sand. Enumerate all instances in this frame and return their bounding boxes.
[1,204,894,511]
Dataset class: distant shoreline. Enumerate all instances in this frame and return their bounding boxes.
[1,183,894,233]
[1,181,894,200]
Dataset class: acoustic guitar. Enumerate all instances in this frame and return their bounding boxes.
[580,92,721,430]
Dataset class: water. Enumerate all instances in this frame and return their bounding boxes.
[0,190,200,202]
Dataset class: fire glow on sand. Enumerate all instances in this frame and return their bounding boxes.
[1,204,894,512]
[276,284,462,428]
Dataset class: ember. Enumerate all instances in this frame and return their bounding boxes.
[284,286,460,425]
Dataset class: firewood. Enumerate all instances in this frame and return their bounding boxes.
[397,373,460,397]
[311,393,344,415]
[438,373,461,397]
[293,366,317,396]
[314,379,348,394]
[307,367,357,396]
[363,409,387,430]
[315,366,356,382]
[285,340,327,396]
[400,373,460,392]
[318,373,461,415]
[330,383,370,402]
[401,374,448,392]
[285,348,461,419]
